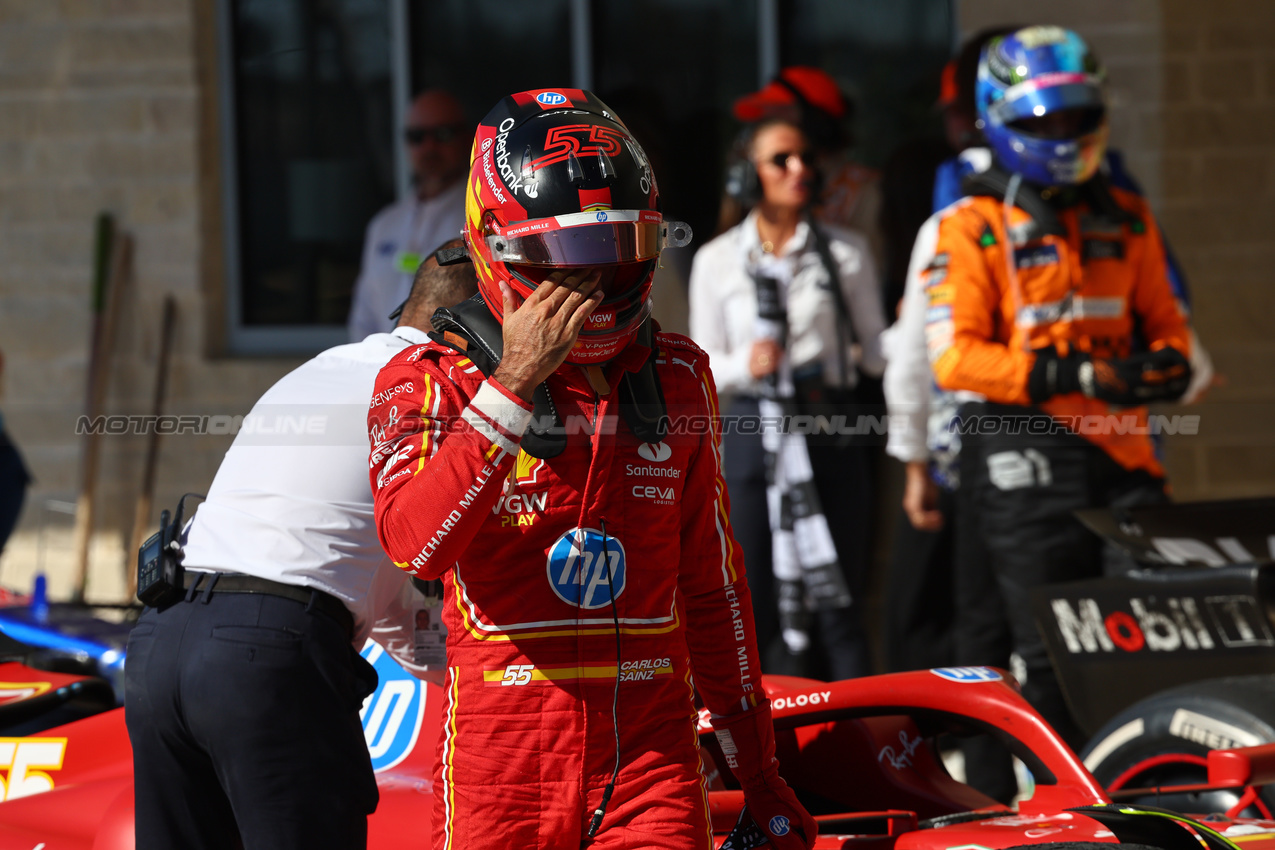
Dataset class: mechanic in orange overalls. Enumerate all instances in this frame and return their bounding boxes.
[926,26,1192,745]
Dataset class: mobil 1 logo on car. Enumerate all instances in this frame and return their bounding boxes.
[1045,589,1274,657]
[1031,567,1275,733]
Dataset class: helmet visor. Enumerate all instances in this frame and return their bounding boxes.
[990,74,1105,126]
[1008,106,1105,140]
[486,211,692,267]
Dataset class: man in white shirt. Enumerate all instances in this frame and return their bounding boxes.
[347,89,469,341]
[125,244,477,850]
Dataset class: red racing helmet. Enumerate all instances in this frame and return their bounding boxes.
[463,89,691,365]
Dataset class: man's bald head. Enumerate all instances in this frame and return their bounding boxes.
[405,89,470,200]
[397,238,478,333]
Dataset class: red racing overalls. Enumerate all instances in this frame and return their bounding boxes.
[370,332,762,849]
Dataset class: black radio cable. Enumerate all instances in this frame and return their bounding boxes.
[586,517,623,839]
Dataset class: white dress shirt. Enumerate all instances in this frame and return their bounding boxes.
[688,210,886,403]
[181,327,430,650]
[347,182,466,341]
[883,213,944,464]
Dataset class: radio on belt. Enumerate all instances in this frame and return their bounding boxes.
[136,493,202,608]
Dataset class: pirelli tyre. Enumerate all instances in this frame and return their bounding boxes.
[1079,675,1275,816]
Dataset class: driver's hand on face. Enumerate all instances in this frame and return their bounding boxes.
[492,268,604,401]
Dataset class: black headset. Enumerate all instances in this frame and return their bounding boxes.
[723,74,846,207]
[723,129,762,207]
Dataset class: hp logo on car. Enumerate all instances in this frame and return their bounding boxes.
[929,666,1002,683]
[536,91,568,106]
[546,527,626,609]
[359,641,426,771]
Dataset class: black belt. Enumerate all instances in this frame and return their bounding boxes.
[182,572,353,639]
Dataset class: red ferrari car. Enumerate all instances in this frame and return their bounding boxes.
[0,661,1271,849]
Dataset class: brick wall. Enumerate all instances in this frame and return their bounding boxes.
[0,1,301,600]
[1157,0,1275,498]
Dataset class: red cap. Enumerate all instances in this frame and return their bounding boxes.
[733,66,847,122]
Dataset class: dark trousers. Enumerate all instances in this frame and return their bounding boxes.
[723,396,870,681]
[125,588,379,850]
[960,402,1166,749]
[883,475,1016,802]
[883,487,956,673]
[883,481,1013,675]
[951,471,1017,802]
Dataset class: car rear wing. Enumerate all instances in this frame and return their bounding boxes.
[1075,497,1275,569]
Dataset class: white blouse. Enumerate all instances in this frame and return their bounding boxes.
[688,209,886,401]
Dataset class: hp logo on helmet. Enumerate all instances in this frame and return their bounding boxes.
[596,211,609,222]
[546,528,626,609]
[536,91,568,106]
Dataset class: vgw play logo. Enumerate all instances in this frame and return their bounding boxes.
[359,641,426,771]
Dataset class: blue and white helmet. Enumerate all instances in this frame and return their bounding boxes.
[976,26,1108,186]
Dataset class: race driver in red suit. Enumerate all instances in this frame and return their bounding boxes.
[369,89,816,849]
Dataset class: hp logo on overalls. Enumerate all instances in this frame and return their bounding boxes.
[546,528,626,609]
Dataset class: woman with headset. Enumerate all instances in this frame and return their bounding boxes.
[688,118,886,681]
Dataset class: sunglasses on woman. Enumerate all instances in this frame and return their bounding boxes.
[761,150,816,169]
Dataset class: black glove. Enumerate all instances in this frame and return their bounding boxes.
[1028,345,1191,406]
[720,806,770,850]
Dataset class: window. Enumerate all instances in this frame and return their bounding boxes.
[216,0,952,354]
[220,0,397,353]
[406,0,573,126]
[593,0,760,251]
[781,0,953,168]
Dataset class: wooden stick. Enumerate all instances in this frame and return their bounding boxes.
[126,295,177,598]
[69,215,115,603]
[70,228,132,604]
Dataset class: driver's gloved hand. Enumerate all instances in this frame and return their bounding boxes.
[1028,343,1191,406]
[712,702,817,849]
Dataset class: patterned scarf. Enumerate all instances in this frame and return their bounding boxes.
[749,245,852,656]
